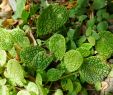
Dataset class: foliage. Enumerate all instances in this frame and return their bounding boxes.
[0,0,113,94]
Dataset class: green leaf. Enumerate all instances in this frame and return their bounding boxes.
[73,82,82,94]
[0,50,6,66]
[32,51,53,70]
[11,28,30,48]
[93,0,106,10]
[21,10,29,23]
[96,31,113,59]
[91,31,100,40]
[36,73,42,86]
[64,50,83,72]
[0,85,10,95]
[54,89,63,95]
[47,68,63,81]
[97,21,108,31]
[80,56,111,84]
[87,36,96,46]
[95,82,101,91]
[17,90,31,95]
[87,18,95,28]
[77,36,86,46]
[85,27,92,37]
[61,79,73,92]
[13,0,26,19]
[0,79,6,86]
[49,34,66,60]
[0,28,13,50]
[20,46,44,65]
[5,59,26,86]
[67,29,75,40]
[26,82,39,95]
[36,4,68,36]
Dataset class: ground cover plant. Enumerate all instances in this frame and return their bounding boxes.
[0,0,113,95]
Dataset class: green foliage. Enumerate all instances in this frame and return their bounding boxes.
[0,28,13,50]
[48,34,66,60]
[96,31,113,59]
[80,56,111,84]
[11,28,30,48]
[13,0,26,19]
[47,68,63,81]
[32,51,53,70]
[5,59,26,86]
[0,50,6,66]
[93,0,106,10]
[64,50,83,72]
[36,4,68,36]
[0,0,113,94]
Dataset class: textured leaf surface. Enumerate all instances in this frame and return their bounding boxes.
[6,59,26,86]
[96,31,113,59]
[49,34,66,60]
[80,56,111,84]
[37,4,68,36]
[64,50,83,72]
[20,46,44,64]
[32,51,53,70]
[11,28,30,48]
[0,28,13,50]
[47,68,63,81]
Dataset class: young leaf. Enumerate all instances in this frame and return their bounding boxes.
[64,50,83,72]
[49,34,66,60]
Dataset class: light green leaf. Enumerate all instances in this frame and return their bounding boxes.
[26,82,39,95]
[0,85,10,95]
[61,79,73,92]
[17,90,31,95]
[11,28,30,48]
[54,89,63,95]
[0,79,6,85]
[87,36,95,46]
[49,34,66,60]
[0,50,6,66]
[13,0,26,19]
[0,28,13,50]
[6,59,26,86]
[64,50,83,72]
[36,73,42,86]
